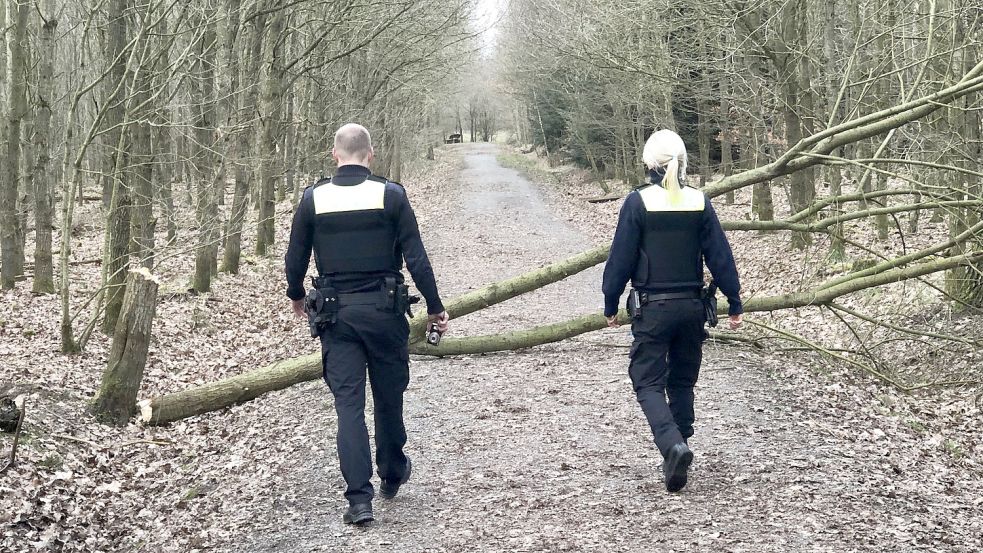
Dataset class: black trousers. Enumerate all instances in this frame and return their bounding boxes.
[319,305,411,505]
[628,298,705,458]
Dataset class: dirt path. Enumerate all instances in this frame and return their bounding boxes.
[239,144,981,552]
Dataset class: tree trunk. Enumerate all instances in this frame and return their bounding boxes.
[221,10,265,273]
[152,15,175,244]
[102,177,132,333]
[1,0,29,289]
[254,8,286,257]
[824,0,846,259]
[391,128,402,182]
[286,94,299,205]
[221,154,249,274]
[697,99,711,187]
[780,0,811,250]
[30,4,57,294]
[91,267,159,426]
[101,0,132,332]
[101,2,129,210]
[129,28,156,269]
[191,11,219,293]
[140,247,983,425]
[156,122,176,243]
[59,110,81,354]
[0,0,6,106]
[750,86,773,222]
[945,31,983,308]
[719,52,734,203]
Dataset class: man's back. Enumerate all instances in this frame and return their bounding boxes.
[283,123,448,526]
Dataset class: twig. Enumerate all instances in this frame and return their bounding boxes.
[51,433,173,450]
[51,433,101,448]
[904,380,982,392]
[706,331,769,348]
[118,439,173,448]
[1,398,27,474]
[745,319,907,389]
[829,302,982,348]
[772,346,864,355]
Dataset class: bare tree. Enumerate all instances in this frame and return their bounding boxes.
[1,0,30,289]
[29,0,58,294]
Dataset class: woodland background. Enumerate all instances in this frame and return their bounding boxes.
[1,0,982,550]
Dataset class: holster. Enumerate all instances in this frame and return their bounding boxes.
[385,277,419,318]
[305,277,339,338]
[397,285,420,318]
[627,289,643,320]
[701,281,719,328]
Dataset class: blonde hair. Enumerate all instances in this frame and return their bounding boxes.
[642,129,688,204]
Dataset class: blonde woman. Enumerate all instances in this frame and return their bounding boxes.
[602,129,743,492]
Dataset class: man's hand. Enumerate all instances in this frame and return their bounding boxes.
[606,315,620,328]
[728,313,743,330]
[429,311,449,333]
[291,298,306,320]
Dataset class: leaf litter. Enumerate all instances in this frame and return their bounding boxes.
[1,144,981,552]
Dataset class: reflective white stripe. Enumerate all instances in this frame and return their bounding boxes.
[639,185,705,212]
[313,180,385,214]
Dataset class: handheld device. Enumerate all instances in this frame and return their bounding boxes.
[426,321,444,346]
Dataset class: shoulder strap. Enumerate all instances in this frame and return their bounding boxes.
[367,174,405,189]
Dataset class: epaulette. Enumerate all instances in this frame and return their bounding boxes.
[367,174,404,188]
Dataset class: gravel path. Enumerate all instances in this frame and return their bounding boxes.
[238,144,982,553]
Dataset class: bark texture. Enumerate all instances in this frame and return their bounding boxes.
[91,267,160,426]
[31,5,57,293]
[1,0,29,289]
[140,246,983,425]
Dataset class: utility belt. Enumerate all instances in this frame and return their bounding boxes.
[304,276,419,337]
[627,282,718,327]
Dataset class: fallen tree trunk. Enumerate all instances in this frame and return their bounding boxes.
[139,355,321,425]
[140,250,983,425]
[138,62,983,425]
[141,246,607,425]
[409,244,609,340]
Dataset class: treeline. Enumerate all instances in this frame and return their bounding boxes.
[499,0,982,305]
[0,0,476,352]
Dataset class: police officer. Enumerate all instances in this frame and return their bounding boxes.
[285,123,449,524]
[602,129,743,493]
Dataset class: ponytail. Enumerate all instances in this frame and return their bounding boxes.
[663,155,683,205]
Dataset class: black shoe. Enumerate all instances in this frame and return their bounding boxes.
[343,502,374,525]
[379,457,412,500]
[664,442,693,493]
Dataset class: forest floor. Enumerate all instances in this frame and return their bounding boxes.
[2,143,982,552]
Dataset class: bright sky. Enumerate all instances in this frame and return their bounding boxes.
[475,0,506,55]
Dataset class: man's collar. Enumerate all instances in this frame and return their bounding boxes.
[335,164,372,178]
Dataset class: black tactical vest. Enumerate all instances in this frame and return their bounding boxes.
[311,175,400,275]
[632,184,706,291]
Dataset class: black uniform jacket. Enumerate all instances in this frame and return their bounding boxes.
[284,164,444,315]
[602,171,742,318]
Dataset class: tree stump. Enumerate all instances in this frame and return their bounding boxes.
[0,397,20,433]
[90,267,160,426]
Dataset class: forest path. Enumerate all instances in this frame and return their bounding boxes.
[240,144,977,552]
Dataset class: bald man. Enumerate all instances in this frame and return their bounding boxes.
[285,123,449,524]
